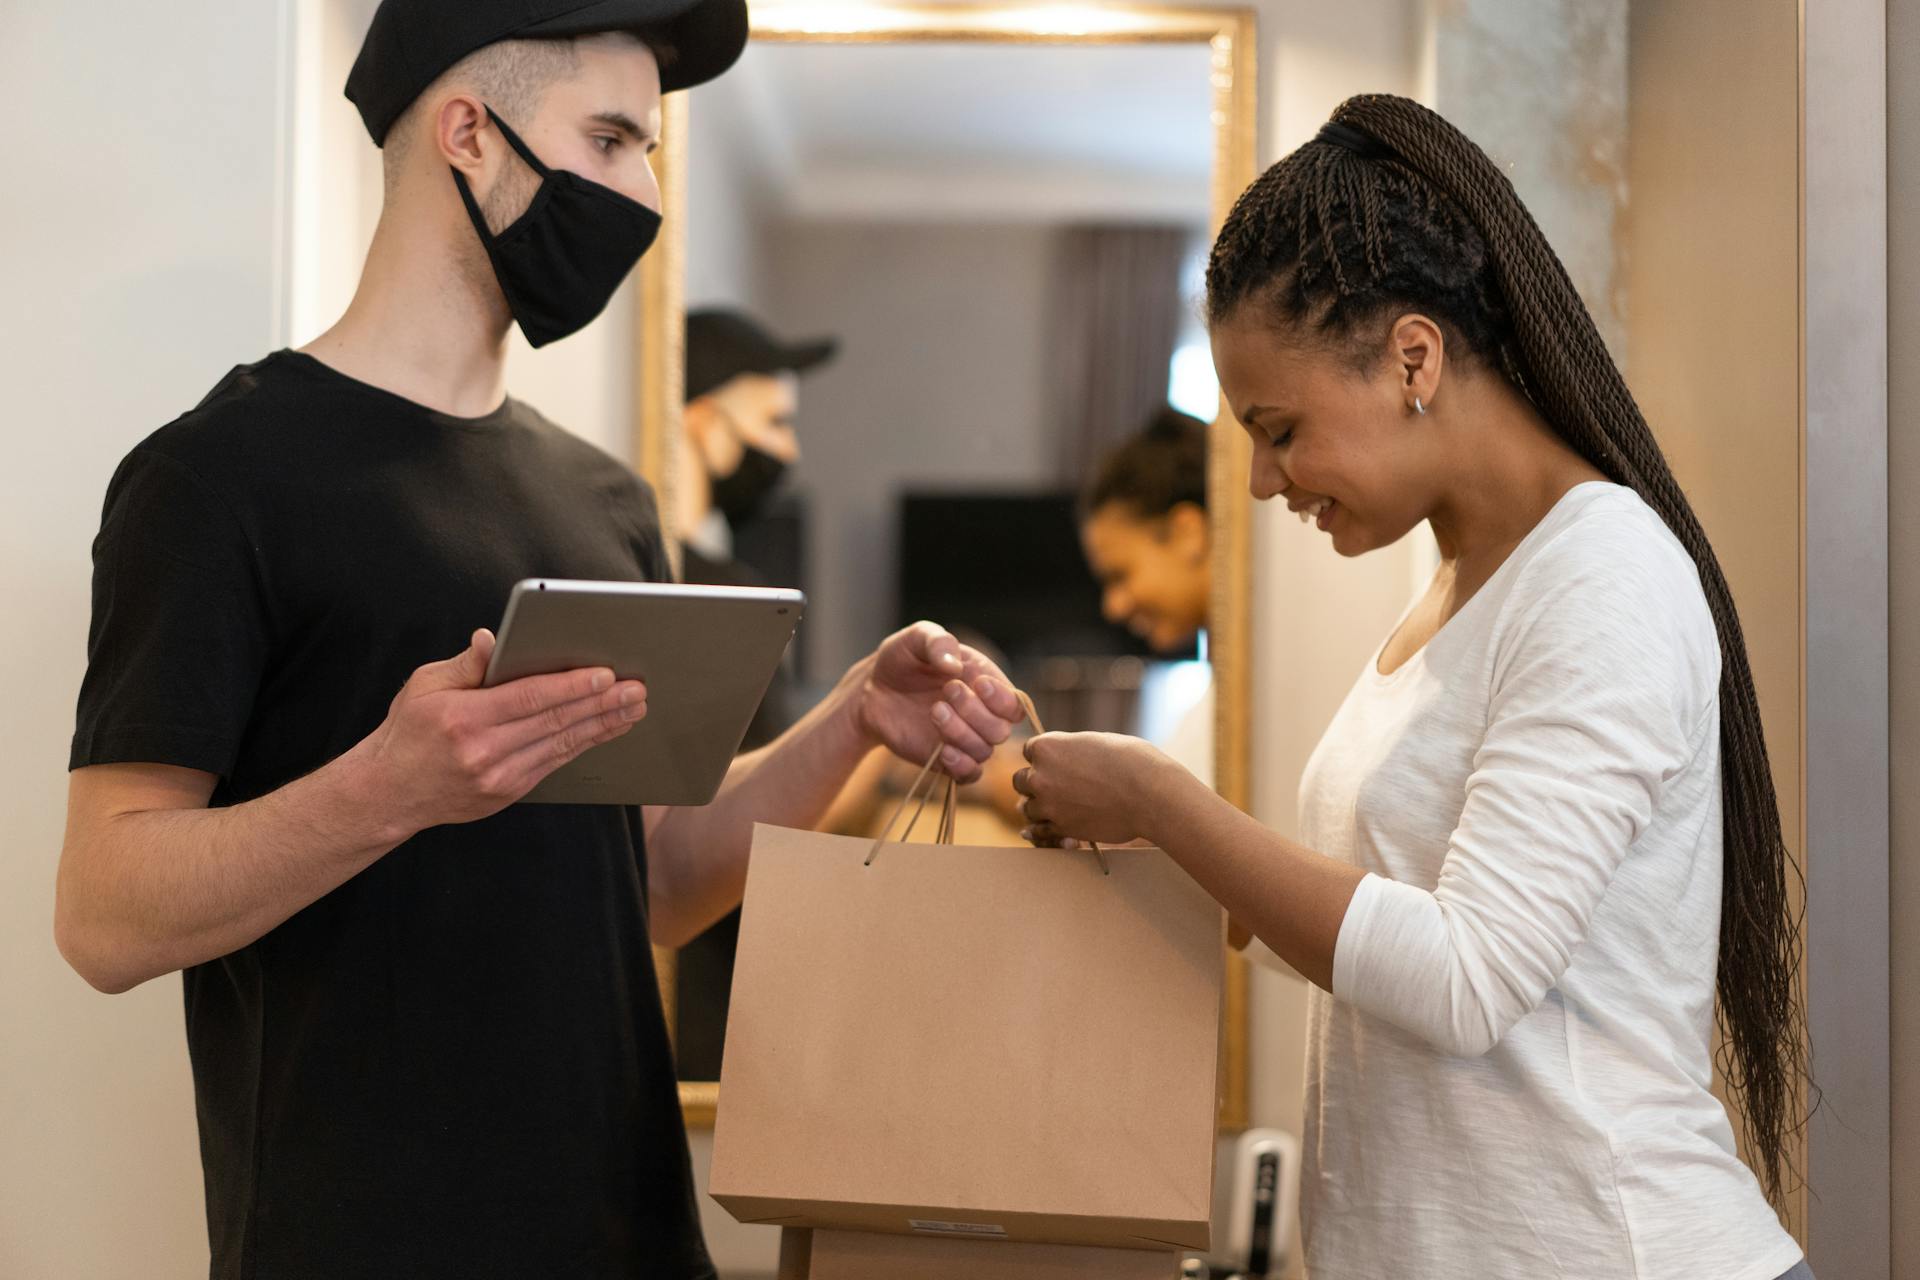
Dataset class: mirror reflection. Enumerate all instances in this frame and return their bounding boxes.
[671,39,1219,1081]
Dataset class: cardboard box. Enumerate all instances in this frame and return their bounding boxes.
[710,829,1223,1252]
[777,1228,813,1280]
[807,1229,1181,1280]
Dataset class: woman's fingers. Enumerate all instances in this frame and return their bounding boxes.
[1020,822,1080,850]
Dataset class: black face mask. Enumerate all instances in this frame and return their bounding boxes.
[453,107,662,348]
[711,445,788,528]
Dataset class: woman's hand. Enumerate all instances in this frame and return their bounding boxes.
[1011,731,1184,847]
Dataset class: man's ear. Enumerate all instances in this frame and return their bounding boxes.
[1388,313,1446,413]
[683,396,715,439]
[683,395,739,475]
[436,94,493,185]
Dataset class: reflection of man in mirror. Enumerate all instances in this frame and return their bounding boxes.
[677,307,838,746]
[1079,405,1214,783]
[53,3,1025,1277]
[672,310,835,1084]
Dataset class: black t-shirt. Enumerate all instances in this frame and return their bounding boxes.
[70,351,715,1280]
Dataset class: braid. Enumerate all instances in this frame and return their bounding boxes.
[1208,93,1808,1204]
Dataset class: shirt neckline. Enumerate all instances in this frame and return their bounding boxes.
[273,349,520,432]
[1367,479,1621,685]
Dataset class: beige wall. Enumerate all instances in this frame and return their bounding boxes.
[1888,0,1918,1271]
[1631,0,1905,1271]
[1624,0,1806,1236]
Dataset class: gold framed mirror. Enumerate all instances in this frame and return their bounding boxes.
[632,0,1257,1133]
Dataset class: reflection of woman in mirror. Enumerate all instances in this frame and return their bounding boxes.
[1015,94,1810,1280]
[1081,407,1211,655]
[1079,406,1214,784]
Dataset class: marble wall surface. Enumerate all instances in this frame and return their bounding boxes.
[1421,0,1630,363]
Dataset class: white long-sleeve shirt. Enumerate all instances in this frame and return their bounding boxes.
[1252,482,1802,1280]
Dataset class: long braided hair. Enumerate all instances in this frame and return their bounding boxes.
[1206,93,1807,1203]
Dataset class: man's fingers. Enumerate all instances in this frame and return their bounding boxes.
[415,629,496,694]
[929,694,993,762]
[479,666,626,725]
[454,629,496,687]
[488,679,646,755]
[941,744,984,785]
[908,621,967,678]
[940,679,1011,752]
[963,662,1024,725]
[495,698,643,792]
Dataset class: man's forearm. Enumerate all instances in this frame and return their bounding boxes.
[56,745,411,993]
[646,662,876,948]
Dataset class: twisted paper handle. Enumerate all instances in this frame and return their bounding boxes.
[865,688,1109,875]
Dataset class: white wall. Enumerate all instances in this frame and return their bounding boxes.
[685,69,775,310]
[0,4,297,1277]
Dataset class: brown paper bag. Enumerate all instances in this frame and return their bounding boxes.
[807,1229,1180,1280]
[709,730,1224,1253]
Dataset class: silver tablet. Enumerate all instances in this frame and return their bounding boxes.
[483,578,805,806]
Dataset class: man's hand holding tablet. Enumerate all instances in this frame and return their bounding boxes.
[356,626,649,831]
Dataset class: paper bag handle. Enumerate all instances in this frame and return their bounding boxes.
[865,688,1108,875]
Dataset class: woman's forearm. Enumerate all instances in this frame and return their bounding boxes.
[1140,768,1364,991]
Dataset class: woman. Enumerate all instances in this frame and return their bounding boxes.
[1079,407,1217,781]
[1080,405,1213,656]
[1013,95,1809,1280]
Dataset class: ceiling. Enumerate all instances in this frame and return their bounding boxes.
[722,40,1216,223]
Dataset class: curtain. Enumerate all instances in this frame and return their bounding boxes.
[1046,224,1191,486]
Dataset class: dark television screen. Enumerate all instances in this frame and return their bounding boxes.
[896,491,1192,662]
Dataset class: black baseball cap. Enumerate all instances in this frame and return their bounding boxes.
[347,0,749,146]
[686,309,840,401]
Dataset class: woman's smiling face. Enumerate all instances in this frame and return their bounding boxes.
[1209,310,1445,558]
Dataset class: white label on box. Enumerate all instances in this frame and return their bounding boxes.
[909,1219,1008,1237]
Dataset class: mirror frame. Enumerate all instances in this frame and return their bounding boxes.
[633,0,1259,1134]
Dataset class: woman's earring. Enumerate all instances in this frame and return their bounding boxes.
[1414,396,1426,415]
